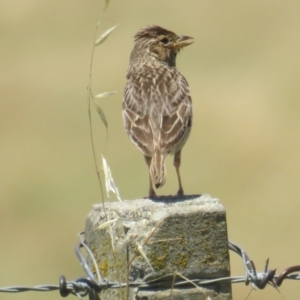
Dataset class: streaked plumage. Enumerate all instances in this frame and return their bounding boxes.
[122,25,193,197]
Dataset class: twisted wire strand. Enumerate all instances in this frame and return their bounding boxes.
[1,236,300,299]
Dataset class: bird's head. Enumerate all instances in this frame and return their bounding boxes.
[131,25,193,67]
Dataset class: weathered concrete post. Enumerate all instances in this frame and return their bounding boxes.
[85,194,232,299]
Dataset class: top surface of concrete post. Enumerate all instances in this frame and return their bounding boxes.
[85,194,231,300]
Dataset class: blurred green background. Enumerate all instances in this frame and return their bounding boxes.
[1,1,300,299]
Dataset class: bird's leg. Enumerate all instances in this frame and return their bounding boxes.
[174,150,184,196]
[144,156,156,198]
[148,176,156,198]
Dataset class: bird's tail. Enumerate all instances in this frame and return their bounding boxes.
[150,151,166,189]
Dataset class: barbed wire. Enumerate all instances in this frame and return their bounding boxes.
[1,232,300,299]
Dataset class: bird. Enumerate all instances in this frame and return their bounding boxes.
[122,25,193,198]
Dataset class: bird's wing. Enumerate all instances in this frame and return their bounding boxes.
[159,73,192,154]
[122,78,154,157]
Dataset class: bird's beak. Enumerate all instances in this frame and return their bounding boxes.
[172,35,194,50]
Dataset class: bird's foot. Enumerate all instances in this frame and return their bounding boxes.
[148,188,157,199]
[177,188,184,196]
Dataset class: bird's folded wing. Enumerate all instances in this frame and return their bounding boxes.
[160,74,192,154]
[122,101,154,157]
[160,99,192,154]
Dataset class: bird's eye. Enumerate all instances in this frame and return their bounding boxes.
[161,38,169,44]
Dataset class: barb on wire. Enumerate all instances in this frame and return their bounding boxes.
[228,241,277,290]
[228,240,300,290]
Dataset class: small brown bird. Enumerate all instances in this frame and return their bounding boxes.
[122,25,193,197]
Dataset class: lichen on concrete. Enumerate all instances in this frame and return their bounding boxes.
[85,194,232,300]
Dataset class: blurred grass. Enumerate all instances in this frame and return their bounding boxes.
[1,1,300,299]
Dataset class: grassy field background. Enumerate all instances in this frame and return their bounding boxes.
[1,1,300,299]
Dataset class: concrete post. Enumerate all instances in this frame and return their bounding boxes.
[85,194,232,300]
